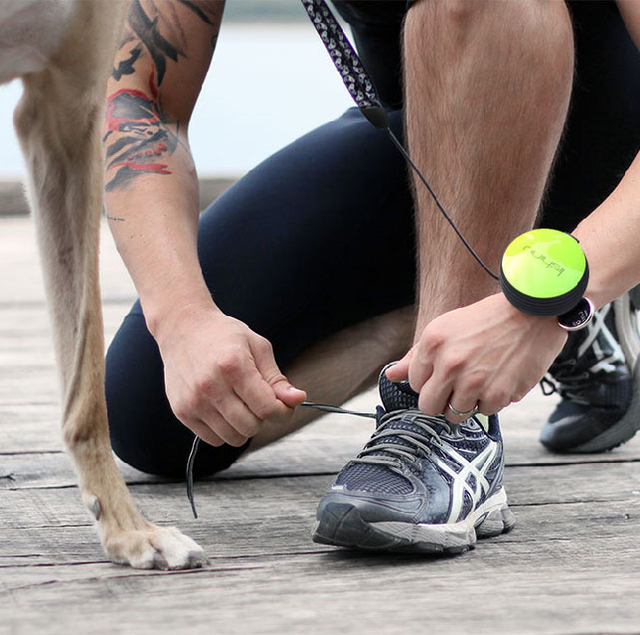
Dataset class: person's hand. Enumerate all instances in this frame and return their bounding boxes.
[385,293,567,423]
[154,305,306,447]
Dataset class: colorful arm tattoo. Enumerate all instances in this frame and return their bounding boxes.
[104,0,220,191]
[104,87,177,191]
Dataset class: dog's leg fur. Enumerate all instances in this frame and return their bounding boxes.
[13,1,207,569]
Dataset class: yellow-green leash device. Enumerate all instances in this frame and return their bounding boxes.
[500,229,594,330]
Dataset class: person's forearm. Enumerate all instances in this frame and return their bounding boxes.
[102,0,225,339]
[572,152,640,310]
[105,141,219,339]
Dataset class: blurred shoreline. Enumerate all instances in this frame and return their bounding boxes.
[223,0,310,23]
[0,177,239,217]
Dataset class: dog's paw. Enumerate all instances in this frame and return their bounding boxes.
[104,525,209,570]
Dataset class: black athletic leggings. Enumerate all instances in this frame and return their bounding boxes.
[106,1,640,478]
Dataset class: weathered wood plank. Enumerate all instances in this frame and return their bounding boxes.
[0,302,133,344]
[0,368,58,405]
[2,568,640,635]
[0,405,62,452]
[1,481,639,573]
[1,499,640,635]
[0,302,132,409]
[3,463,640,535]
[3,432,640,492]
[2,556,638,635]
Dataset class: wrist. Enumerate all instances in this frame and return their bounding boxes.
[494,291,561,331]
[145,292,223,345]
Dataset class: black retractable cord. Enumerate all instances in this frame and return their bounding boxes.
[185,0,593,517]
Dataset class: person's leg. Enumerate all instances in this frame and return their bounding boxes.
[312,0,576,554]
[249,305,414,451]
[538,1,640,453]
[106,109,416,478]
[404,0,574,334]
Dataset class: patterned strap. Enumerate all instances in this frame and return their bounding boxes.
[300,0,389,129]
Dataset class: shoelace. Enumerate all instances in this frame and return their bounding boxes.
[185,402,471,515]
[185,401,377,518]
[352,409,454,469]
[540,303,625,404]
[540,360,591,404]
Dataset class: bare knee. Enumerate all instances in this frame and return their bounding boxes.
[406,0,573,80]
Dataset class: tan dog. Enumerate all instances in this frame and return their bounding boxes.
[2,0,206,569]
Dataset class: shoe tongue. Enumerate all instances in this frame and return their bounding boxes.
[377,364,491,434]
[371,368,442,461]
[379,368,419,412]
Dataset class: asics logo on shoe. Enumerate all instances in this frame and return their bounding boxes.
[430,431,500,523]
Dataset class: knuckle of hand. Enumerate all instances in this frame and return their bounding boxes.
[418,395,437,416]
[486,389,508,408]
[173,403,189,422]
[205,433,224,448]
[216,349,244,375]
[254,401,275,421]
[194,374,215,396]
[465,374,484,392]
[442,352,465,374]
[185,392,203,414]
[256,336,274,356]
[420,331,442,355]
[427,318,448,341]
[240,421,260,437]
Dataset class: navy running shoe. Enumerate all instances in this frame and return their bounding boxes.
[312,366,515,554]
[540,291,640,453]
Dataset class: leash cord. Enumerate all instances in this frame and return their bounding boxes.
[300,0,499,282]
[185,401,376,518]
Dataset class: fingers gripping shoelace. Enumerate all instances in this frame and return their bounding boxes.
[353,410,453,468]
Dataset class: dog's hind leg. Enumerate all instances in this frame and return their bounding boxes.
[13,1,207,569]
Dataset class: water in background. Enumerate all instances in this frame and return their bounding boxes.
[0,23,353,179]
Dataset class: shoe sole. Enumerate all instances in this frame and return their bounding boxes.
[570,355,640,453]
[312,488,515,554]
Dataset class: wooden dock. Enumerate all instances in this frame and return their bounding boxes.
[2,216,640,635]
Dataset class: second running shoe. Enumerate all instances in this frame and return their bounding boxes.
[540,290,640,453]
[313,366,515,554]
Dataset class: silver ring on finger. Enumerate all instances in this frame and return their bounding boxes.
[447,402,479,418]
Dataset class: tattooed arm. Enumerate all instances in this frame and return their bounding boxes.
[104,0,219,317]
[104,0,305,449]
